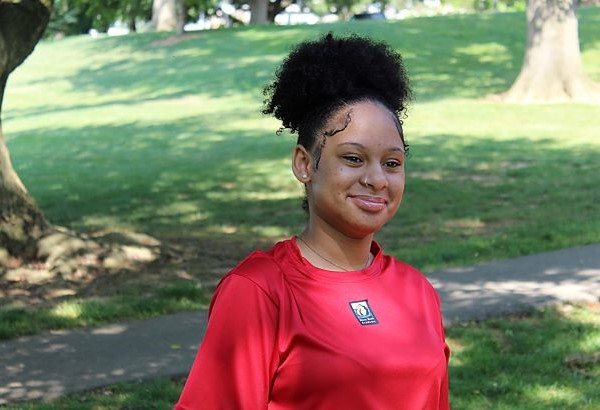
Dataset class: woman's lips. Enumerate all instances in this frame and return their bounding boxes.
[350,195,387,212]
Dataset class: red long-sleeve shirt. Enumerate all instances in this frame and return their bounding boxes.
[175,238,450,409]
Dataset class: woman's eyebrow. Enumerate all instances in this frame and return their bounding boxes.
[337,142,405,152]
[337,142,365,148]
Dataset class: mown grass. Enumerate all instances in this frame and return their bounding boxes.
[4,8,599,270]
[7,303,599,409]
[0,281,209,340]
[447,303,600,409]
[1,8,599,339]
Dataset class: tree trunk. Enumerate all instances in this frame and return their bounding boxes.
[128,17,137,32]
[152,0,185,33]
[249,0,269,24]
[0,0,52,264]
[0,124,47,263]
[502,0,600,103]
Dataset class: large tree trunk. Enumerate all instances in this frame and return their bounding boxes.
[0,125,47,263]
[152,0,185,34]
[502,0,600,103]
[249,0,269,24]
[0,1,169,285]
[0,0,52,265]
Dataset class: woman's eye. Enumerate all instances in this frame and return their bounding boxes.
[385,160,402,168]
[343,155,362,164]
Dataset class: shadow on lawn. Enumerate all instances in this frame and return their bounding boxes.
[65,7,600,100]
[8,7,599,124]
[447,303,599,409]
[56,17,527,103]
[9,112,600,269]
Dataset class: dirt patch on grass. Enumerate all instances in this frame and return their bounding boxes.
[150,33,202,48]
[0,233,265,309]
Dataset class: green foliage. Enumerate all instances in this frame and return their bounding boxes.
[47,0,94,36]
[186,0,219,21]
[80,0,153,31]
[440,0,527,11]
[47,0,225,37]
[326,0,361,15]
[48,0,153,35]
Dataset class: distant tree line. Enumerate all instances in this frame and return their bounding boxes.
[48,0,209,35]
[48,0,341,35]
[48,0,535,37]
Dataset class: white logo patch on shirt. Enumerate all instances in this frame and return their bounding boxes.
[349,300,379,325]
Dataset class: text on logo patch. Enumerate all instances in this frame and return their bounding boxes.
[349,300,379,325]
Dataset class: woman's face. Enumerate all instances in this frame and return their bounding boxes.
[297,100,406,239]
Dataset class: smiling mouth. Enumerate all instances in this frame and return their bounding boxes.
[349,195,387,212]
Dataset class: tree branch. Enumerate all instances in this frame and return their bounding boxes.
[0,0,53,75]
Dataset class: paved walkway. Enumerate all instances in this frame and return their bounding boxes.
[1,244,599,405]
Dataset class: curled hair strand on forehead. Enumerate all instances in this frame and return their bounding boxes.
[313,109,353,169]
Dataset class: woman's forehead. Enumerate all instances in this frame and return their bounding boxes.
[321,101,403,142]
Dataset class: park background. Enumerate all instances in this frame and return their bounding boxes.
[0,0,599,408]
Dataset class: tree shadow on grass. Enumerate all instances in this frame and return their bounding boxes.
[61,18,522,103]
[6,7,599,129]
[379,131,600,266]
[6,125,598,329]
[3,7,599,307]
[9,6,599,125]
[7,113,600,269]
[447,303,600,409]
[66,7,600,102]
[8,117,303,237]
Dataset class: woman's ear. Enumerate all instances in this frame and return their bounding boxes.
[292,144,312,184]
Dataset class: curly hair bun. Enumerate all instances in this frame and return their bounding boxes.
[263,32,411,137]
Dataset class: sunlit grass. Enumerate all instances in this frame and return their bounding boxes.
[7,377,184,410]
[0,282,210,340]
[446,303,600,409]
[524,385,582,406]
[51,302,83,320]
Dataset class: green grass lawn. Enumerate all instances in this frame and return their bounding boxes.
[5,8,600,270]
[1,8,599,340]
[7,303,599,410]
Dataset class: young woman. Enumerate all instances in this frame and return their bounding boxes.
[175,33,450,409]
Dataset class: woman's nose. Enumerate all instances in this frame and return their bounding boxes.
[360,165,387,191]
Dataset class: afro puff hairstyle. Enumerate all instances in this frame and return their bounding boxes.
[263,32,412,152]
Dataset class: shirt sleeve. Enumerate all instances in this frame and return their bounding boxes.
[438,329,451,410]
[435,291,451,410]
[174,274,280,410]
[439,365,450,410]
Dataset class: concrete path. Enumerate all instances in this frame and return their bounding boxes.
[1,244,599,405]
[427,244,599,324]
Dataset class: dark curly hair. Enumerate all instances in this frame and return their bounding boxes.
[263,32,412,155]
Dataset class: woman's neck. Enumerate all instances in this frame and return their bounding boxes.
[298,225,374,272]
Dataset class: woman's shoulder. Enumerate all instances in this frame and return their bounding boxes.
[382,254,439,296]
[231,239,289,275]
[219,239,291,303]
[384,256,422,276]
